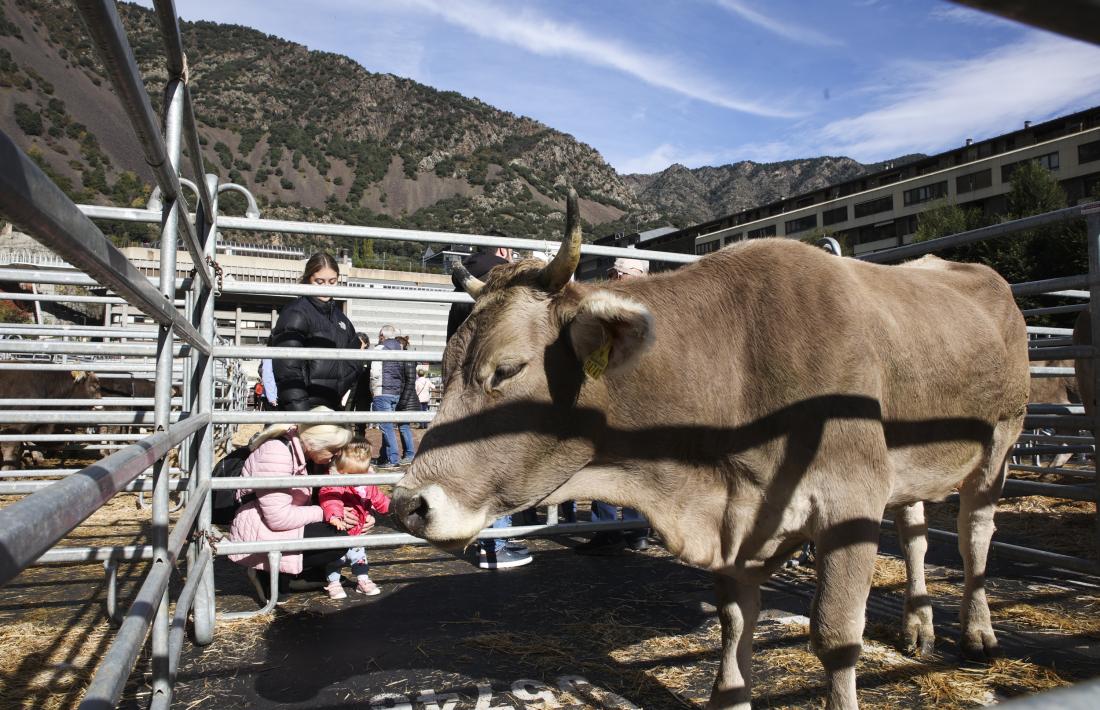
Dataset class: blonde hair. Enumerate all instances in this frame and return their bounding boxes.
[333,438,373,474]
[249,406,352,455]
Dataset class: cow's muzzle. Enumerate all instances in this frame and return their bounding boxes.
[391,486,430,538]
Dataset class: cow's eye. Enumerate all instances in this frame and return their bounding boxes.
[490,362,525,389]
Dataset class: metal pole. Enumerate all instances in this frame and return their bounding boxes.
[148,77,185,706]
[191,173,219,646]
[1086,209,1100,562]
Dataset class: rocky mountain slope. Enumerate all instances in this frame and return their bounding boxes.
[1,0,901,259]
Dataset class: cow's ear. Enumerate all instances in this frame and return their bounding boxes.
[569,291,654,378]
[71,370,87,382]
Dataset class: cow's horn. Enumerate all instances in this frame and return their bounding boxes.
[540,188,582,291]
[450,258,485,298]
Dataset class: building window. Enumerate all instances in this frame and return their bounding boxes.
[747,225,777,239]
[695,240,720,255]
[795,196,814,208]
[878,172,901,186]
[822,205,848,226]
[784,214,818,234]
[1002,151,1060,182]
[1078,139,1100,165]
[723,232,743,245]
[853,195,893,219]
[956,168,992,194]
[903,181,948,206]
[855,221,898,246]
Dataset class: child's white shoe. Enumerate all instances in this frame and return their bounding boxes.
[356,575,381,596]
[325,580,347,600]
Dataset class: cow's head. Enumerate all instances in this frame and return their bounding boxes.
[393,189,654,547]
[71,370,101,399]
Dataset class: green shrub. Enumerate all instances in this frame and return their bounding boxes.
[14,102,42,136]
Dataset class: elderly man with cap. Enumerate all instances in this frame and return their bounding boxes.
[575,256,653,555]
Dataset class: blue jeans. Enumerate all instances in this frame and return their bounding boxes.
[398,420,415,460]
[478,514,512,553]
[591,501,646,541]
[325,546,368,583]
[372,395,399,465]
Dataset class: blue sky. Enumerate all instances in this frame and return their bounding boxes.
[154,1,1100,174]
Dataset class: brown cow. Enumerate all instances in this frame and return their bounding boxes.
[392,191,1029,710]
[1029,359,1080,468]
[0,370,102,469]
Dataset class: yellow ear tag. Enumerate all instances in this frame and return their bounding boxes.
[583,340,611,380]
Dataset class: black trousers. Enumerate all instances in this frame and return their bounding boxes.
[298,522,348,573]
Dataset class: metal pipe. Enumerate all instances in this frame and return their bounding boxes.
[0,338,187,358]
[1030,366,1075,376]
[219,551,280,621]
[0,413,207,586]
[212,410,432,424]
[860,204,1092,264]
[0,412,176,424]
[0,478,191,494]
[0,134,208,355]
[213,345,439,361]
[1024,414,1091,429]
[71,0,212,291]
[1002,478,1096,501]
[1028,345,1094,360]
[1012,273,1090,297]
[1085,211,1100,562]
[0,398,166,407]
[168,547,212,681]
[220,279,472,304]
[38,545,153,565]
[210,472,403,490]
[881,519,1099,575]
[76,204,700,264]
[1022,304,1088,317]
[0,363,170,373]
[1009,463,1095,479]
[191,172,218,647]
[0,293,143,304]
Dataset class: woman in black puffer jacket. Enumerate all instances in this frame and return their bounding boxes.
[271,252,361,412]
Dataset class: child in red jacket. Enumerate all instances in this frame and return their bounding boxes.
[318,439,391,598]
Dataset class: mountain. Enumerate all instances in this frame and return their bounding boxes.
[622,155,925,226]
[0,0,913,262]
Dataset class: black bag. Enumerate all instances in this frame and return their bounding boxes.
[210,438,290,525]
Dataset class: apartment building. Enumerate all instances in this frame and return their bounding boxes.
[650,106,1100,258]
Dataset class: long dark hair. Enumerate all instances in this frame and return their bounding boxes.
[300,252,340,284]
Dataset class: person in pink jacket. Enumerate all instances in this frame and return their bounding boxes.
[228,412,367,588]
[318,439,391,598]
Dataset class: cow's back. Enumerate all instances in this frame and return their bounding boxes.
[604,239,1027,505]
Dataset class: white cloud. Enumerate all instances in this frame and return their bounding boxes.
[929,5,1018,30]
[816,33,1100,160]
[616,144,722,174]
[401,0,803,118]
[713,0,844,47]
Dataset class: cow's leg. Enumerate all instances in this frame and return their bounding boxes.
[896,501,934,656]
[811,517,879,710]
[956,422,1013,660]
[707,573,760,710]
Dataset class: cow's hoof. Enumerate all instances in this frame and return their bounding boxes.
[959,632,1001,661]
[903,624,935,657]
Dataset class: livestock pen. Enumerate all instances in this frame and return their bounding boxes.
[1,1,1100,708]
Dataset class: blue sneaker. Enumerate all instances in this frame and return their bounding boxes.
[477,546,533,569]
